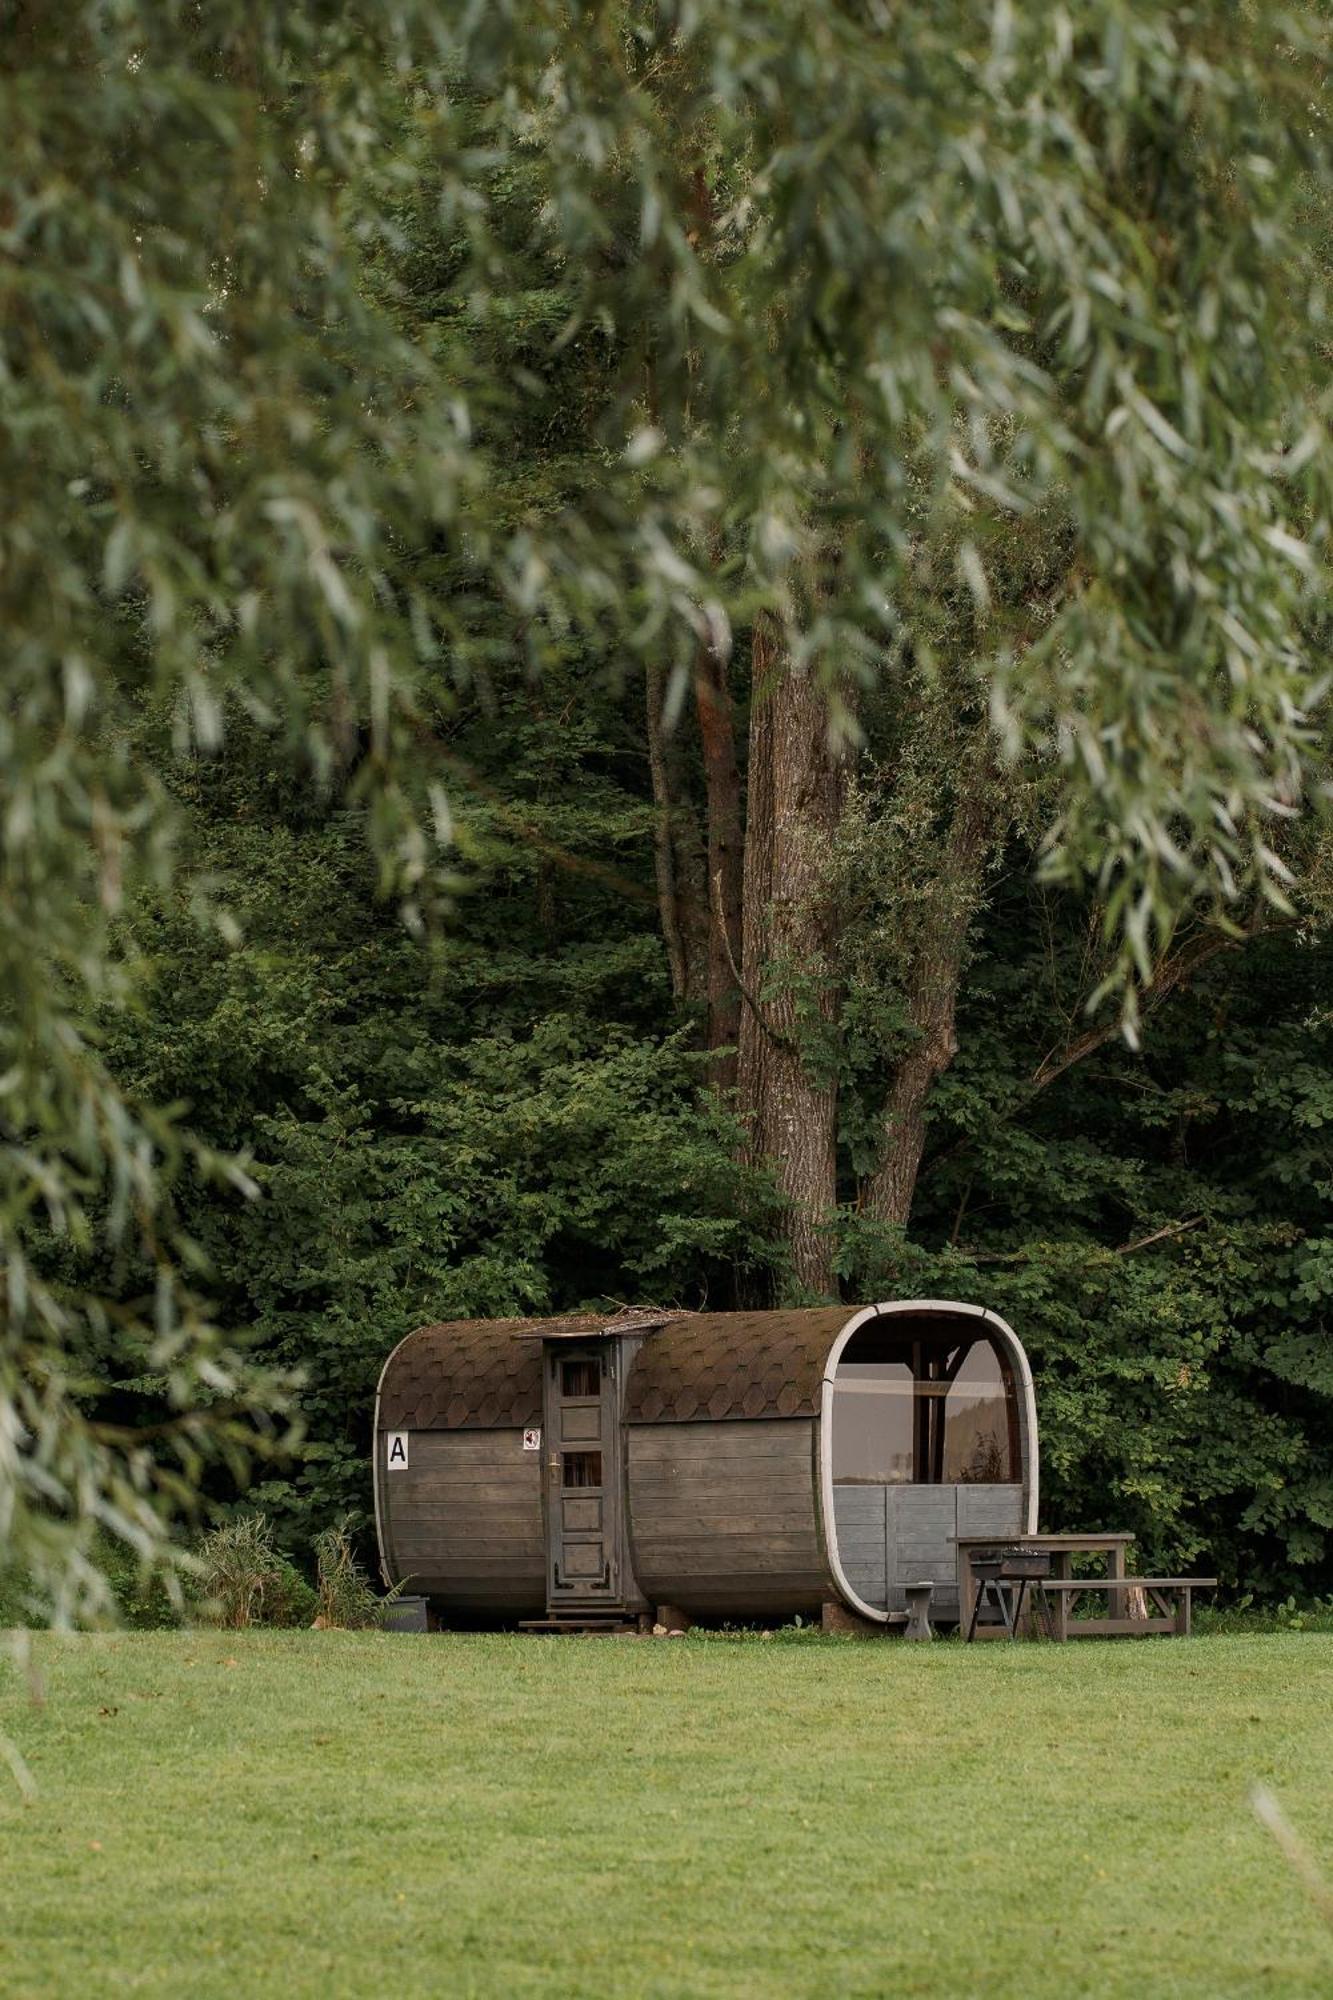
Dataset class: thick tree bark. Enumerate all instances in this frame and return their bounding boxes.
[862,776,998,1227]
[694,628,743,1093]
[738,615,846,1294]
[736,623,777,1134]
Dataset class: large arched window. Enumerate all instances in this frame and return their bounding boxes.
[831,1319,1018,1485]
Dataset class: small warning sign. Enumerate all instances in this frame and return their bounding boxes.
[386,1431,409,1471]
[522,1428,541,1453]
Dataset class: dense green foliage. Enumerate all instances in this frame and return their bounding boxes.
[105,701,769,1551]
[5,1630,1333,1996]
[93,114,1333,1597]
[94,720,1332,1601]
[8,2,1333,1616]
[846,901,1333,1596]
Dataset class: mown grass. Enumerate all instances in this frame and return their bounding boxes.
[2,1629,1331,1998]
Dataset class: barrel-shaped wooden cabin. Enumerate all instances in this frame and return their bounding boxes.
[373,1301,1038,1628]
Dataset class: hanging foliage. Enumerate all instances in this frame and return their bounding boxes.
[5,0,1333,1614]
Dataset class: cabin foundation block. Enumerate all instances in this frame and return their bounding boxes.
[822,1599,885,1639]
[655,1603,693,1634]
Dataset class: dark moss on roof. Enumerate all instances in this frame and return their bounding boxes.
[623,1309,851,1423]
[378,1306,855,1430]
[377,1310,670,1430]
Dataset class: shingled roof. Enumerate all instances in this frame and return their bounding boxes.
[623,1308,851,1423]
[377,1309,671,1430]
[377,1316,536,1430]
[377,1306,857,1430]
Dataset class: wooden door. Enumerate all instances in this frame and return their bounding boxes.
[544,1343,621,1607]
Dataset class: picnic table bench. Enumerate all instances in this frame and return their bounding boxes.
[1033,1575,1218,1639]
[955,1534,1217,1640]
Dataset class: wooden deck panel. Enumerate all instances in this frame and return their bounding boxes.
[828,1481,1024,1613]
[832,1486,888,1606]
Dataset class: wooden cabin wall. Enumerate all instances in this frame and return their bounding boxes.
[830,1485,893,1609]
[626,1417,830,1618]
[378,1429,545,1617]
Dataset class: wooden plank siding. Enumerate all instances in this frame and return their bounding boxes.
[626,1418,831,1618]
[379,1429,545,1615]
[829,1481,1024,1616]
[831,1486,888,1608]
[957,1482,1026,1542]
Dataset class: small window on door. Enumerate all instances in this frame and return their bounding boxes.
[561,1358,600,1397]
[562,1451,603,1488]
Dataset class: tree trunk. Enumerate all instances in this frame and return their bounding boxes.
[694,627,743,1093]
[738,614,845,1294]
[861,777,997,1226]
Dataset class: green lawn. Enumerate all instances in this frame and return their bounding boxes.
[2,1630,1332,1998]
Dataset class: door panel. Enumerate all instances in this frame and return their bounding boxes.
[545,1343,620,1605]
[560,1406,602,1443]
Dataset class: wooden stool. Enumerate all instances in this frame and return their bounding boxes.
[904,1581,934,1642]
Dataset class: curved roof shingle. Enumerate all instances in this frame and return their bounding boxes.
[377,1306,854,1431]
[623,1309,850,1423]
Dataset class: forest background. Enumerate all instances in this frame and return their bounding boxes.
[6,3,1333,1615]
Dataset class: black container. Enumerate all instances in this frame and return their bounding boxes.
[972,1547,1051,1578]
[382,1593,430,1633]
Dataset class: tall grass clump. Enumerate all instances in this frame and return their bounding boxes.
[314,1523,387,1630]
[195,1516,314,1629]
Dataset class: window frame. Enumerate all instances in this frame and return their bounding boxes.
[831,1326,1020,1487]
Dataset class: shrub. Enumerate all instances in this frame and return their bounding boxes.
[0,1541,185,1631]
[96,1537,183,1631]
[314,1521,386,1630]
[195,1514,316,1629]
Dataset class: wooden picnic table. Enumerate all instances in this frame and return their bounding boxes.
[955,1533,1135,1640]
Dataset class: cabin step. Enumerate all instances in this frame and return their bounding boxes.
[518,1617,638,1635]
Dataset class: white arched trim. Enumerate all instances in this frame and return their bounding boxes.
[818,1299,1039,1623]
[371,1324,422,1588]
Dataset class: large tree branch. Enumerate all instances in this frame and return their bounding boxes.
[1114,1215,1205,1257]
[694,615,744,1091]
[919,911,1286,1194]
[1027,922,1262,1096]
[860,742,1005,1225]
[963,1215,1206,1265]
[645,661,688,1000]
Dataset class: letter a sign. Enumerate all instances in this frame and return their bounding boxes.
[386,1432,409,1472]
